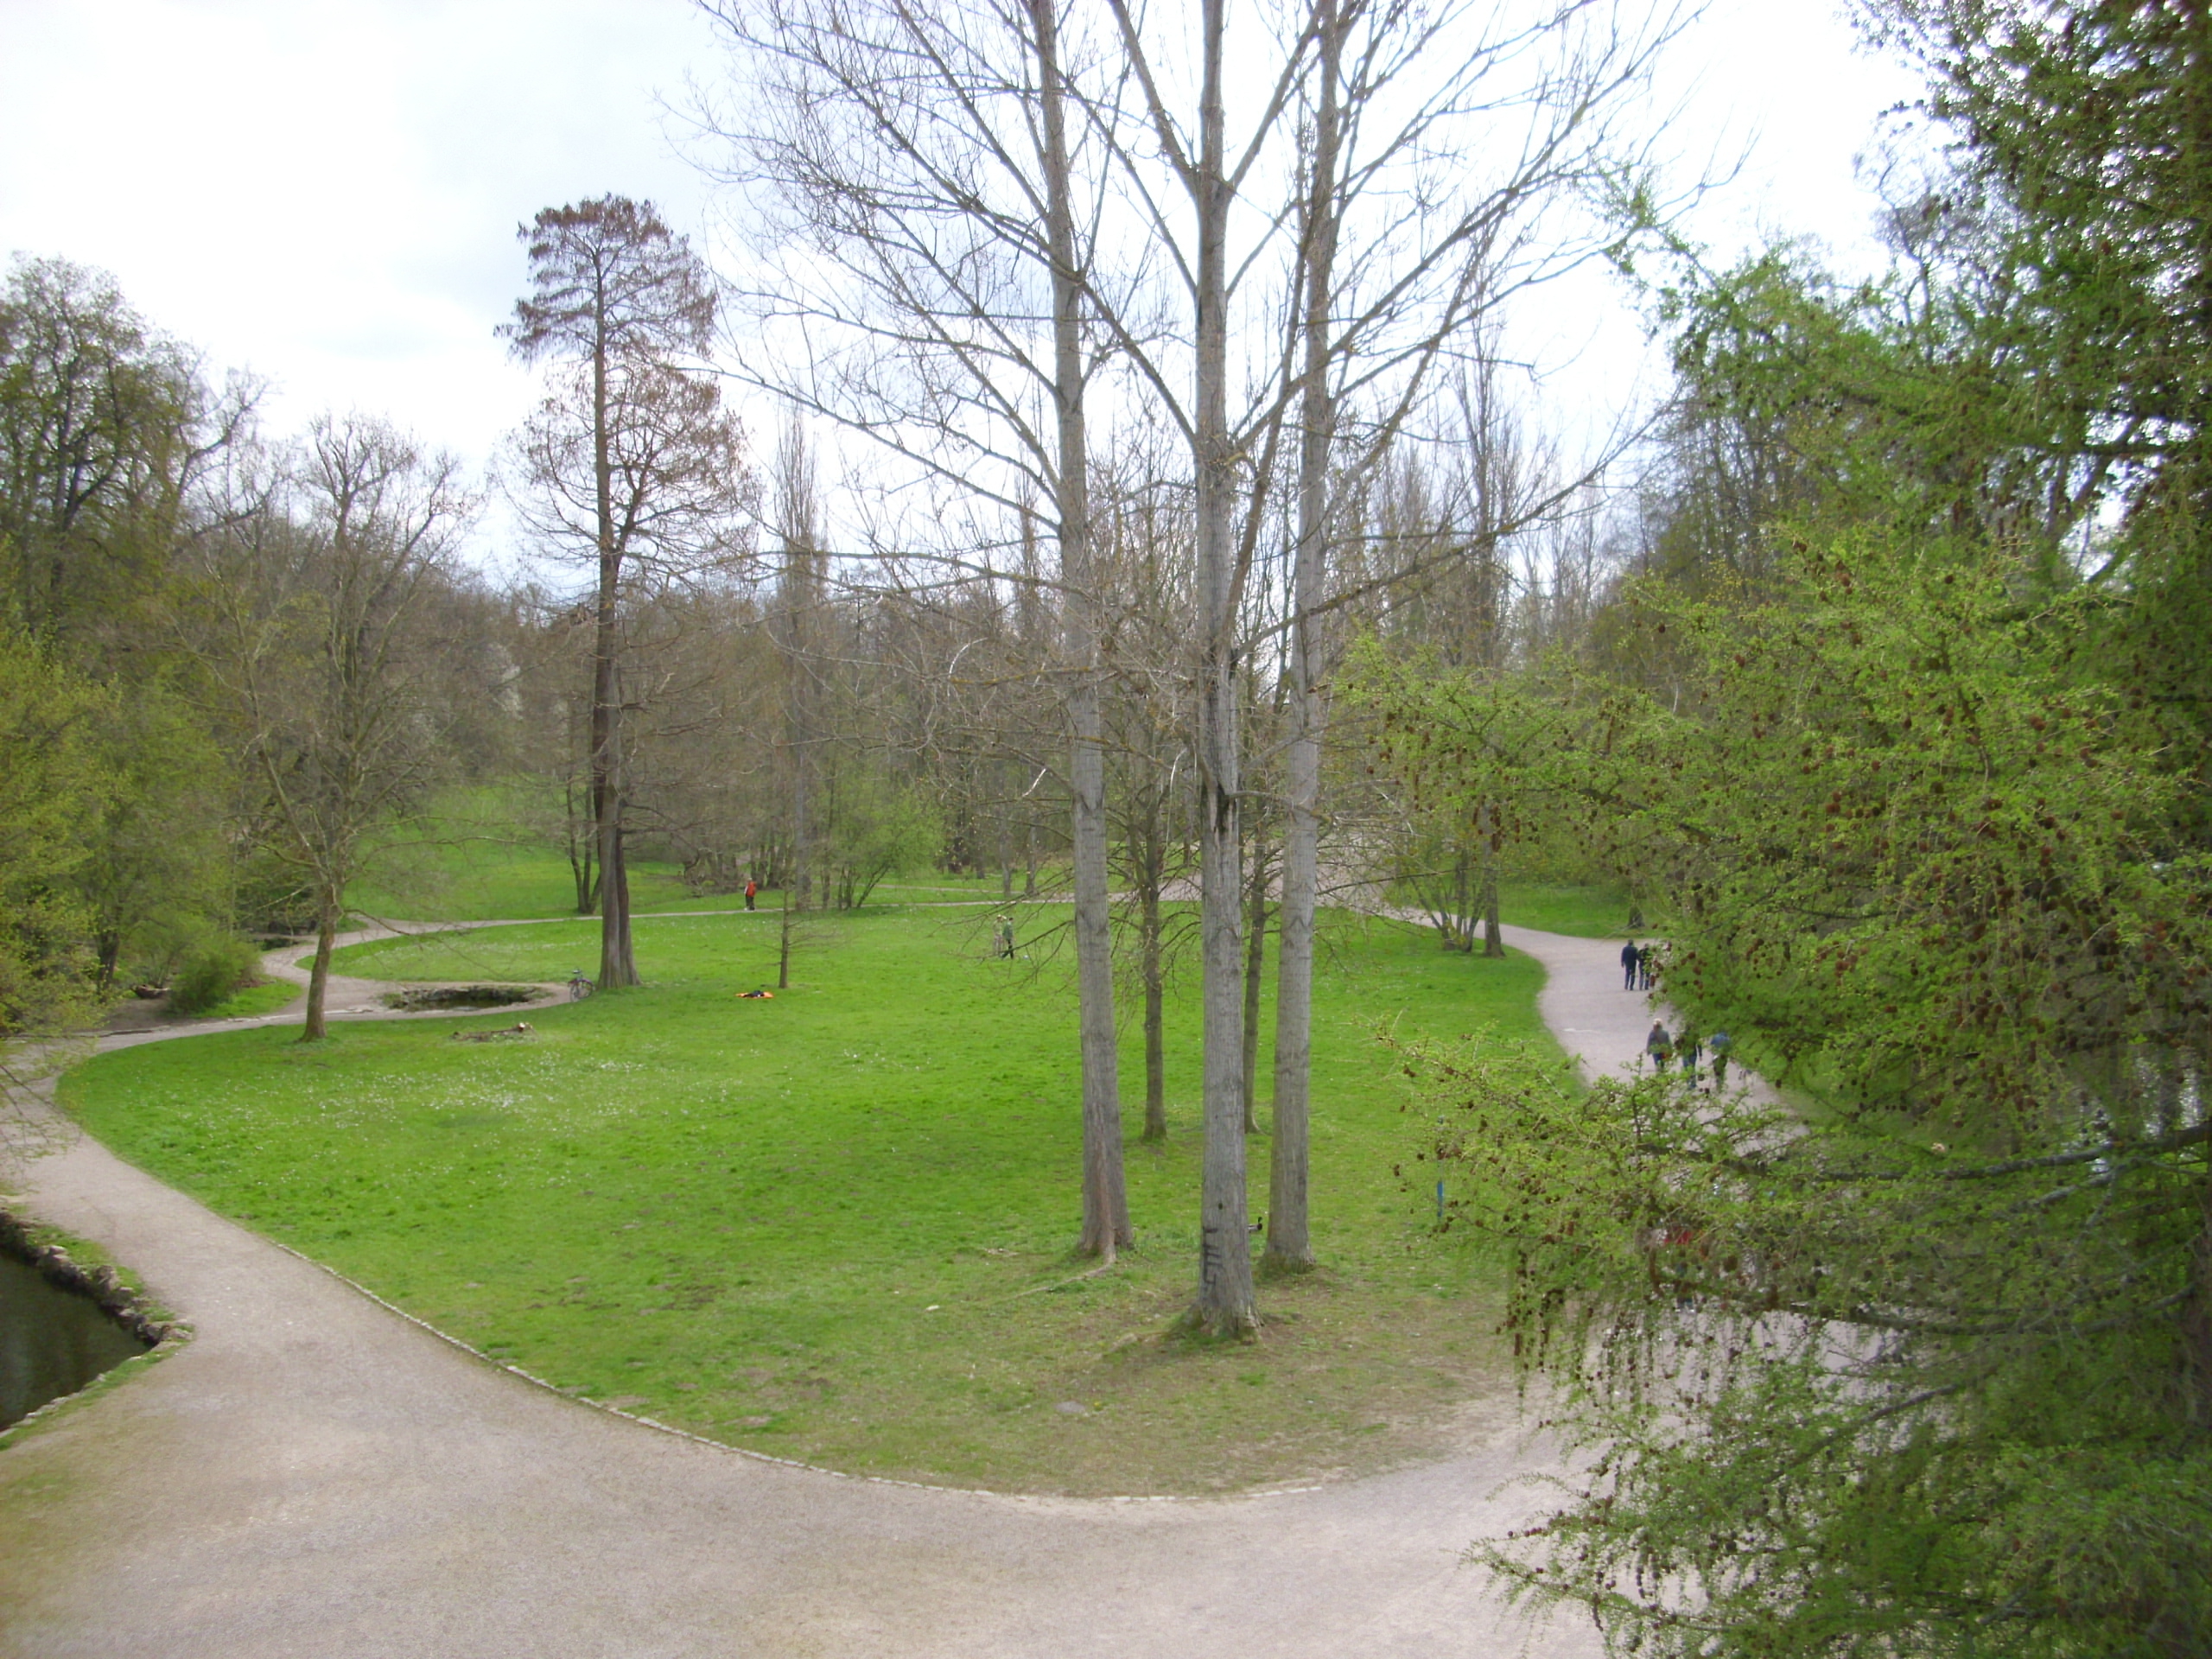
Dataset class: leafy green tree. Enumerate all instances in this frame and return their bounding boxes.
[75,685,228,990]
[0,633,110,1040]
[1368,537,2211,1655]
[1351,9,2212,1643]
[0,260,252,988]
[0,256,251,659]
[821,772,939,911]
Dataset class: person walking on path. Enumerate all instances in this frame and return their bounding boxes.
[743,877,758,912]
[1645,1020,1673,1073]
[1620,939,1643,990]
[1677,1023,1703,1085]
[1709,1027,1732,1090]
[1639,942,1662,993]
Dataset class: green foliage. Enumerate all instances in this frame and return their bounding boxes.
[1406,1029,2210,1656]
[1369,537,2212,1654]
[821,772,940,909]
[67,905,1556,1494]
[0,255,231,658]
[0,632,110,1037]
[73,683,231,988]
[166,937,265,1017]
[1351,10,2212,1641]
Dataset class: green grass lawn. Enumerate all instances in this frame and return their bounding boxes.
[351,846,1067,925]
[348,837,756,925]
[341,784,1074,924]
[1497,880,1639,938]
[201,981,301,1020]
[66,904,1550,1495]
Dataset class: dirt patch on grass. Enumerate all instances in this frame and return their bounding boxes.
[614,1253,1515,1497]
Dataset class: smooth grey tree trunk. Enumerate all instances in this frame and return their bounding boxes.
[1191,0,1255,1332]
[1033,0,1132,1256]
[1142,872,1166,1141]
[1242,830,1269,1135]
[1267,0,1343,1274]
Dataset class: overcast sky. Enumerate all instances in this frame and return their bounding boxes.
[0,0,1922,560]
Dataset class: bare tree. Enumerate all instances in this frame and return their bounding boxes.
[502,195,753,990]
[706,0,1135,1255]
[1093,446,1198,1141]
[715,0,1684,1324]
[194,416,476,1039]
[770,416,825,984]
[1255,0,1684,1271]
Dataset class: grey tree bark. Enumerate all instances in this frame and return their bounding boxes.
[773,417,823,936]
[1189,0,1256,1333]
[1242,824,1270,1136]
[1033,0,1133,1256]
[1266,0,1344,1272]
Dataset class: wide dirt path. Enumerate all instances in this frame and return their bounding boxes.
[0,925,1656,1659]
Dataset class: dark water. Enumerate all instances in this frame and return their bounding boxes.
[0,1253,150,1429]
[383,984,537,1011]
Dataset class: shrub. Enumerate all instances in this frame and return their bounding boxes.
[168,937,264,1015]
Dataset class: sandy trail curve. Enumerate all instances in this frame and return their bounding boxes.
[0,922,1658,1659]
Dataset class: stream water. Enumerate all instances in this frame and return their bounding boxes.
[0,1252,149,1430]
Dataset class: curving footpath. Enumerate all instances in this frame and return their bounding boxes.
[0,923,1655,1659]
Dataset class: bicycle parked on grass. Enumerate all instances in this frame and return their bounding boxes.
[567,969,594,1001]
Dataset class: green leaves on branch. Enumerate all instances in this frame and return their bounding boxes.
[1401,1020,2212,1657]
[1363,532,2212,1652]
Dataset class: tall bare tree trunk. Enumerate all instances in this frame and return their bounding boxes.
[791,708,811,912]
[590,323,639,989]
[1242,827,1269,1135]
[567,773,597,915]
[1142,869,1166,1141]
[776,418,822,933]
[1453,847,1475,952]
[1267,0,1343,1274]
[1034,0,1132,1256]
[1192,0,1254,1332]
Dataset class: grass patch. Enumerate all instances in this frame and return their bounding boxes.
[1497,880,1639,938]
[350,844,760,925]
[65,906,1550,1495]
[200,981,300,1020]
[345,788,772,923]
[344,788,1058,923]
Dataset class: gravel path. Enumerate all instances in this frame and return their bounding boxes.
[0,922,1656,1659]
